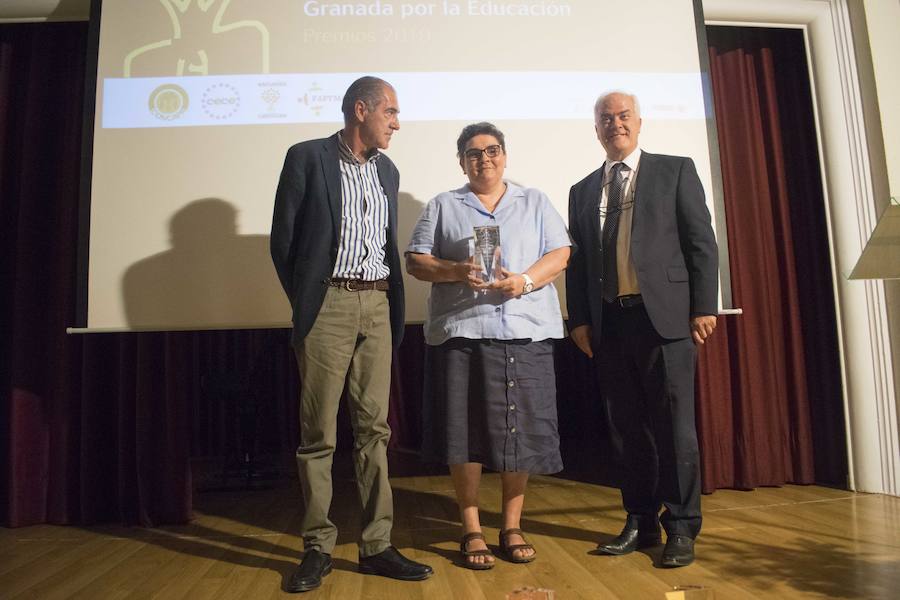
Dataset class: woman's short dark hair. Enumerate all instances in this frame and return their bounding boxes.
[341,76,392,121]
[456,122,506,158]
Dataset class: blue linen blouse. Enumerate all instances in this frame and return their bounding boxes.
[407,182,572,346]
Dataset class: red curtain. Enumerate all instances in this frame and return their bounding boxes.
[2,23,845,527]
[2,22,95,526]
[698,26,845,491]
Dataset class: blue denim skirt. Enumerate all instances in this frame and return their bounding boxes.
[421,337,562,474]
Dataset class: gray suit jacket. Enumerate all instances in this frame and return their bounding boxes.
[566,152,718,343]
[270,133,405,346]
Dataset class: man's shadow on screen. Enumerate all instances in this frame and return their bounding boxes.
[122,198,288,329]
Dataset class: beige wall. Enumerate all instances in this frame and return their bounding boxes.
[855,0,900,464]
[860,0,900,205]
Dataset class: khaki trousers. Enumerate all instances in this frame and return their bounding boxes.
[294,286,393,557]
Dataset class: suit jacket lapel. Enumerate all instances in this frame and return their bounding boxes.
[320,135,342,243]
[376,156,397,203]
[580,169,603,247]
[376,156,398,244]
[633,152,655,227]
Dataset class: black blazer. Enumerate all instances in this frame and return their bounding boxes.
[270,133,405,347]
[566,152,718,342]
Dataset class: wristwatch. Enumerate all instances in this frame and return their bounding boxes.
[521,273,535,294]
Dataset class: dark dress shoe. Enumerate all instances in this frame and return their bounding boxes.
[661,535,695,567]
[286,549,333,593]
[358,546,434,581]
[596,525,662,555]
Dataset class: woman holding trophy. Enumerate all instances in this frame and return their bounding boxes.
[406,122,571,570]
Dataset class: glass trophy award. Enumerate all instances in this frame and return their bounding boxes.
[473,225,501,284]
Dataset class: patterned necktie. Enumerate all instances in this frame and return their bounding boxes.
[602,162,627,302]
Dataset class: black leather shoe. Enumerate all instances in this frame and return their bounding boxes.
[661,535,695,567]
[596,524,662,555]
[358,546,434,581]
[286,549,333,593]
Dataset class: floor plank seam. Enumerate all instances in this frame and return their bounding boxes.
[706,494,864,512]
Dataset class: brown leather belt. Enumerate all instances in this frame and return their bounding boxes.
[327,278,389,292]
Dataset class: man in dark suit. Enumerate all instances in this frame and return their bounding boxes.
[566,91,718,567]
[271,76,432,592]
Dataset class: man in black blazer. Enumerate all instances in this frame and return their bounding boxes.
[566,91,718,567]
[271,76,432,592]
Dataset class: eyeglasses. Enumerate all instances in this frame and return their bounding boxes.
[464,145,503,161]
[597,175,635,217]
[598,198,635,218]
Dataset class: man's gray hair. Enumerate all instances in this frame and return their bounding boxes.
[342,76,393,121]
[593,90,641,121]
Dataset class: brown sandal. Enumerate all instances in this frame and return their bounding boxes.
[499,528,537,563]
[460,531,495,570]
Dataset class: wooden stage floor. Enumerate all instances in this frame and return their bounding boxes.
[3,472,899,599]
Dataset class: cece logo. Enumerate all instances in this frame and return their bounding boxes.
[202,83,241,120]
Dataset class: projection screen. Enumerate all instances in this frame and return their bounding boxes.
[81,0,726,331]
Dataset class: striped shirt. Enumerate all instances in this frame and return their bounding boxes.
[332,131,391,280]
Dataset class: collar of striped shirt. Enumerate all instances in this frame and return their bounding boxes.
[337,130,381,165]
